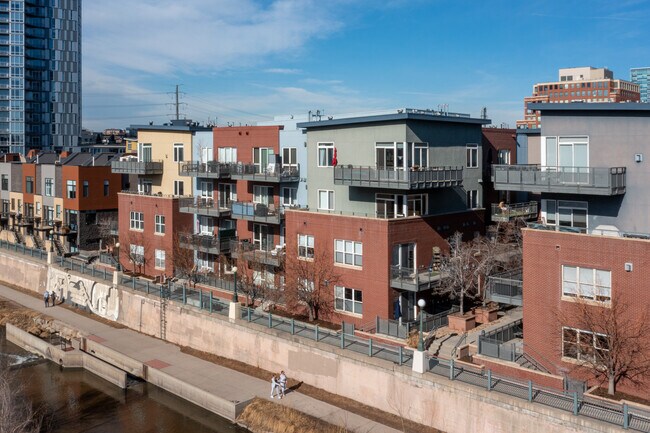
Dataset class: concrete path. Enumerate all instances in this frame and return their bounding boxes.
[0,283,401,433]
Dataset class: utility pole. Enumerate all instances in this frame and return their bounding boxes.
[175,84,181,120]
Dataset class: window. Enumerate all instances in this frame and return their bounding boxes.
[542,199,587,231]
[103,180,109,196]
[155,215,165,234]
[66,180,76,198]
[173,144,184,162]
[82,180,89,197]
[56,204,61,219]
[173,180,184,196]
[282,147,297,167]
[45,178,53,196]
[138,143,152,162]
[335,286,363,315]
[466,190,479,209]
[25,176,33,193]
[298,234,314,259]
[1,175,7,191]
[335,239,362,267]
[253,147,274,172]
[318,190,334,210]
[562,265,611,302]
[497,149,510,165]
[562,327,609,362]
[376,193,395,218]
[35,202,41,215]
[155,249,165,269]
[253,185,273,205]
[407,194,426,216]
[466,144,478,168]
[282,187,297,206]
[130,211,144,230]
[318,143,334,167]
[130,244,144,264]
[217,147,237,163]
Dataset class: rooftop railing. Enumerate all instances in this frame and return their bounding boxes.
[230,163,300,182]
[491,165,626,196]
[229,239,285,267]
[231,201,283,224]
[485,268,523,306]
[179,161,232,178]
[491,201,538,222]
[334,165,462,190]
[111,159,164,175]
[178,196,232,217]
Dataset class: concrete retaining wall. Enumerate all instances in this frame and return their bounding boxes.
[0,252,47,293]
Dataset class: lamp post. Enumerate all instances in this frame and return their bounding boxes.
[232,266,238,303]
[115,242,121,271]
[417,298,426,352]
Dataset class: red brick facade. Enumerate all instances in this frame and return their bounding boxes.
[523,228,650,397]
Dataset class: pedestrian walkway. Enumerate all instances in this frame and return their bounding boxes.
[0,284,401,433]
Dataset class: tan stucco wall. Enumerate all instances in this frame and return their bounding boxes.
[137,130,193,195]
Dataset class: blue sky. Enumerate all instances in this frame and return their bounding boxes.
[82,0,650,130]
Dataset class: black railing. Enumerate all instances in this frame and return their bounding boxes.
[178,231,235,254]
[111,160,164,174]
[229,239,285,267]
[179,161,232,178]
[230,163,300,182]
[231,201,283,224]
[491,201,538,222]
[486,268,523,306]
[334,165,462,190]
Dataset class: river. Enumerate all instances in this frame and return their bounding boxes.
[0,327,250,433]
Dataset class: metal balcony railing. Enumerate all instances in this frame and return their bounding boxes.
[491,165,626,196]
[178,231,235,254]
[231,201,283,224]
[111,160,164,175]
[491,201,538,222]
[334,165,462,190]
[229,239,285,267]
[179,161,232,178]
[485,268,523,306]
[230,163,300,182]
[389,265,441,292]
[178,197,231,217]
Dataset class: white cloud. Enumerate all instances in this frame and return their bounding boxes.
[264,68,302,74]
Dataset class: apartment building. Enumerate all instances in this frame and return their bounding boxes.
[284,109,489,326]
[493,103,649,397]
[631,67,650,103]
[517,67,640,129]
[112,120,209,277]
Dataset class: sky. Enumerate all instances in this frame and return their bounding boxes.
[82,0,650,131]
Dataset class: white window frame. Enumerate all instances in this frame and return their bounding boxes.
[466,144,479,168]
[253,185,273,205]
[173,143,184,162]
[218,147,237,163]
[562,265,611,302]
[66,180,76,199]
[45,177,53,196]
[129,211,144,231]
[173,180,184,196]
[497,149,511,165]
[298,234,314,259]
[130,244,144,264]
[154,214,165,234]
[466,190,479,209]
[334,239,362,267]
[282,147,297,168]
[282,187,297,206]
[317,142,334,167]
[335,286,363,315]
[562,327,609,362]
[318,189,334,210]
[541,199,587,230]
[155,249,165,269]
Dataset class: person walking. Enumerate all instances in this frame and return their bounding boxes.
[270,375,280,399]
[50,291,57,307]
[279,371,287,397]
[43,290,49,308]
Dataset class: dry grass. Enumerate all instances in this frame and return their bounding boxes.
[238,398,350,433]
[590,387,650,407]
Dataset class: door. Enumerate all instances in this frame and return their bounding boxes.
[400,292,416,322]
[253,185,272,205]
[200,181,213,204]
[199,216,212,235]
[201,147,212,163]
[392,243,416,271]
[218,183,236,208]
[376,144,395,170]
[558,137,588,184]
[282,147,297,168]
[138,144,152,162]
[253,224,271,251]
[254,148,274,173]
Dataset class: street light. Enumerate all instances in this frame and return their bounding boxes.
[417,298,426,352]
[232,266,238,303]
[115,242,121,271]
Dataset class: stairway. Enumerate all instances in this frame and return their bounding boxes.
[52,238,66,256]
[32,235,44,250]
[11,227,24,245]
[514,352,551,374]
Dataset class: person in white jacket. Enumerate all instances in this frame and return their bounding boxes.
[270,375,281,399]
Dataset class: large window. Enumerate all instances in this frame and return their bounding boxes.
[173,144,184,162]
[544,136,588,167]
[155,215,165,234]
[253,147,274,172]
[253,185,273,205]
[66,180,76,199]
[466,144,478,168]
[298,234,314,259]
[45,178,53,196]
[155,249,166,269]
[318,190,334,210]
[562,327,609,362]
[562,265,611,302]
[217,147,237,163]
[318,143,334,167]
[335,239,362,267]
[25,176,33,193]
[282,147,297,168]
[174,180,184,196]
[282,187,297,206]
[335,286,363,315]
[542,199,587,231]
[130,211,144,230]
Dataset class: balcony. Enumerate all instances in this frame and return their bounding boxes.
[231,202,283,225]
[111,160,164,175]
[491,201,538,222]
[491,165,626,196]
[179,161,232,179]
[229,239,285,267]
[178,230,235,255]
[390,265,441,292]
[485,269,523,306]
[179,197,231,217]
[230,163,300,183]
[334,166,462,190]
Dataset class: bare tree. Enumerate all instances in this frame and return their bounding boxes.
[0,364,43,433]
[172,233,201,287]
[556,296,650,396]
[285,250,341,322]
[439,232,500,315]
[120,229,152,276]
[233,258,278,308]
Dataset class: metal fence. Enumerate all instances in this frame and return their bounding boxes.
[376,306,460,339]
[478,319,523,362]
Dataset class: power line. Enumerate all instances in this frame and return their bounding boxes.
[85,103,169,109]
[184,94,273,119]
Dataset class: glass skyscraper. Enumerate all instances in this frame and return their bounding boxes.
[631,67,650,103]
[0,0,80,154]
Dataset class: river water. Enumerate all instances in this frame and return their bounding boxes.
[0,327,250,433]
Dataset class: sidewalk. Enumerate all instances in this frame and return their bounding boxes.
[0,283,401,433]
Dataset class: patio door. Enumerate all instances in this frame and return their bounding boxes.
[138,143,152,162]
[200,181,212,203]
[254,148,274,172]
[198,216,212,235]
[218,183,236,208]
[253,224,272,251]
[392,243,415,270]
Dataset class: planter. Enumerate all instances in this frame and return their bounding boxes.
[448,312,476,331]
[473,306,499,324]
